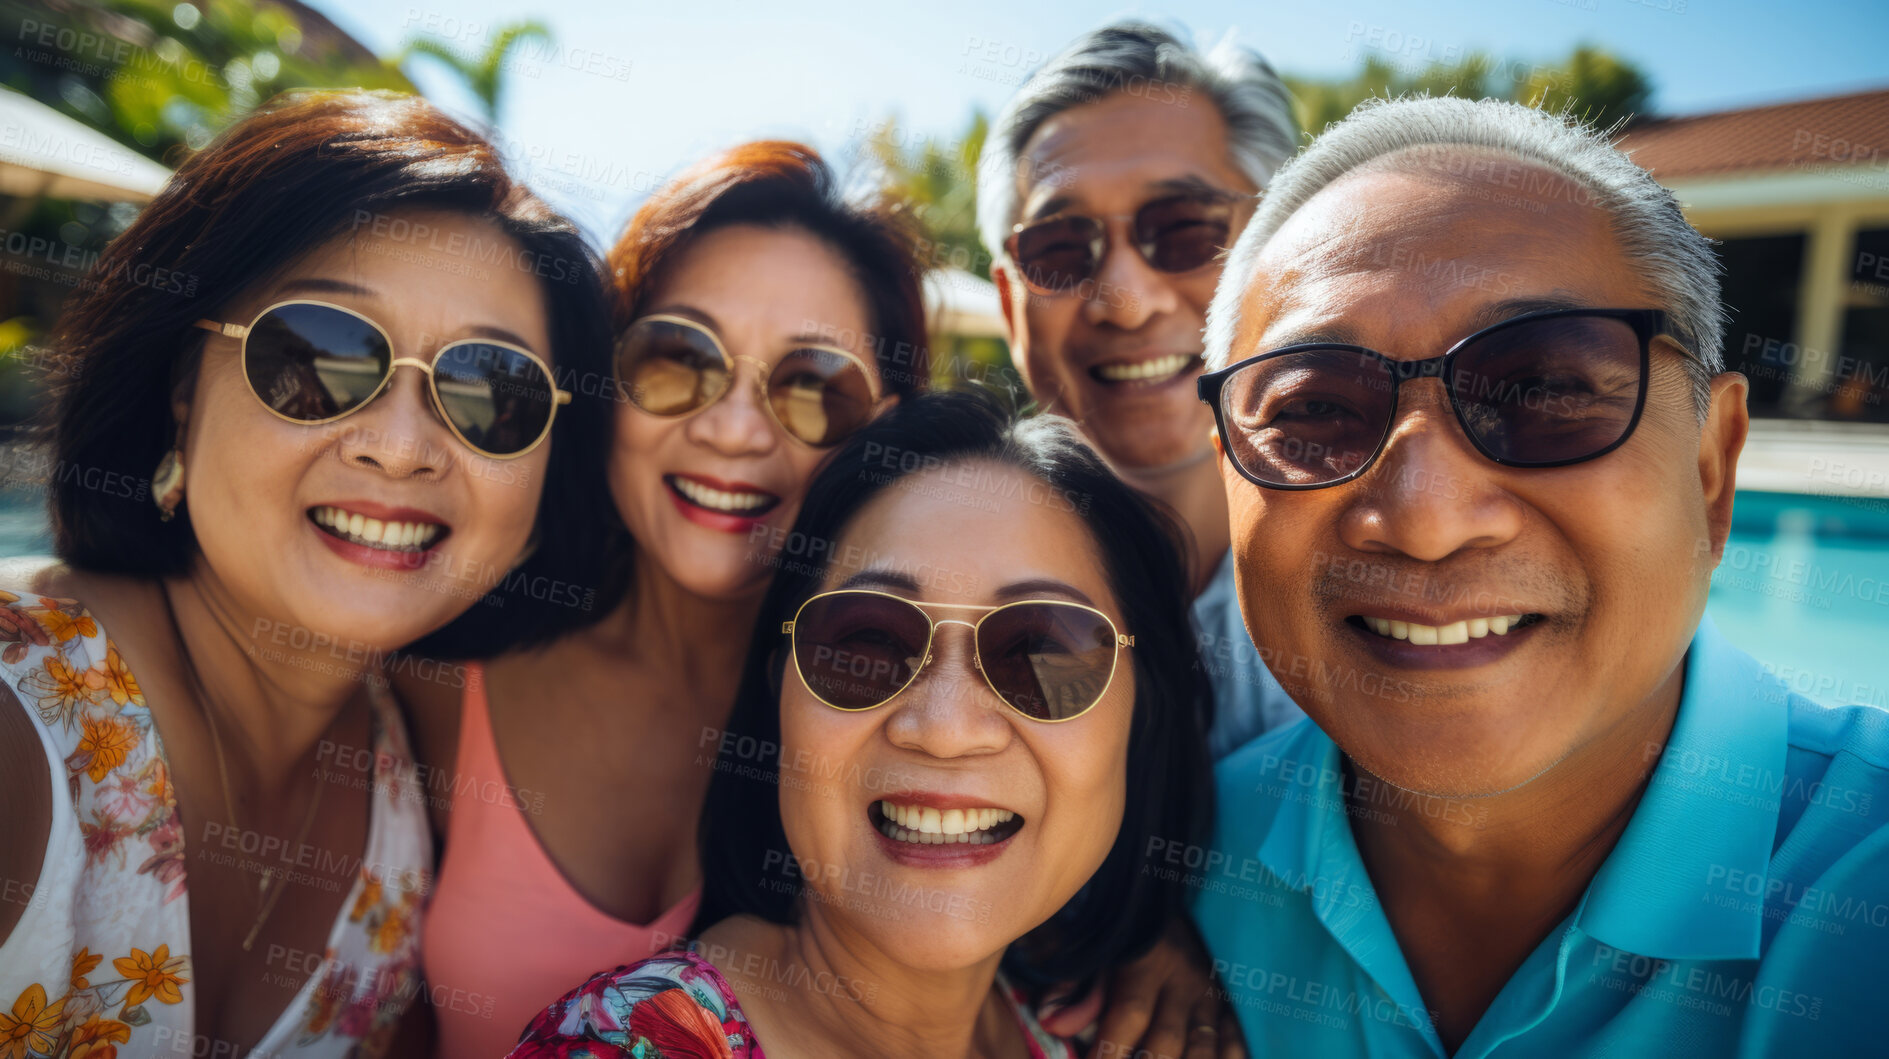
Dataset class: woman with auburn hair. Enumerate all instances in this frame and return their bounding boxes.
[0,90,615,1058]
[398,140,931,1056]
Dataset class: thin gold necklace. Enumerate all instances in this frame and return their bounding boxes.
[162,585,326,951]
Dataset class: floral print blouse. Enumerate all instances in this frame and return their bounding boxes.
[0,588,433,1059]
[507,948,1073,1059]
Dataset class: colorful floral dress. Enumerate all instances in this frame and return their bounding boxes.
[507,948,1073,1059]
[0,588,433,1058]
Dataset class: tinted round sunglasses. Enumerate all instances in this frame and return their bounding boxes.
[195,299,570,460]
[615,314,882,447]
[782,590,1135,722]
[1197,307,1696,490]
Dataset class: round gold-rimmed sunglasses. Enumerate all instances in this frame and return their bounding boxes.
[614,313,883,448]
[194,298,571,460]
[781,589,1135,723]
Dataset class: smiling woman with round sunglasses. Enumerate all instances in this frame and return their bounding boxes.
[510,387,1213,1059]
[0,91,614,1059]
[394,141,932,1058]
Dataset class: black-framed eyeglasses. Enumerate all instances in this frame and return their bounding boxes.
[1005,189,1248,296]
[1197,308,1694,490]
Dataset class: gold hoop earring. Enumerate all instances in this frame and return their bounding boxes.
[153,442,185,522]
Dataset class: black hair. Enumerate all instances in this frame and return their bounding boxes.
[692,387,1214,1003]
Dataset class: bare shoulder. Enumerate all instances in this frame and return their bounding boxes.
[22,559,82,600]
[21,562,153,621]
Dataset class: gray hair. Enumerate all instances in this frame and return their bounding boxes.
[975,19,1298,266]
[1203,96,1725,419]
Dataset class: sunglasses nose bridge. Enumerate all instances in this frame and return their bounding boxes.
[729,354,773,391]
[1389,353,1448,383]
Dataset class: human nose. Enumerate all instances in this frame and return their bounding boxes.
[1078,218,1181,331]
[1336,381,1526,562]
[331,361,453,478]
[882,623,1015,759]
[683,355,779,457]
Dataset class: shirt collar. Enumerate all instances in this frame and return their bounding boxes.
[1250,619,1787,965]
[1575,616,1788,960]
[1253,723,1438,1040]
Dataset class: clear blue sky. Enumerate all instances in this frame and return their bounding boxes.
[312,0,1889,239]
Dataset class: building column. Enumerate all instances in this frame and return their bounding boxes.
[1784,208,1856,415]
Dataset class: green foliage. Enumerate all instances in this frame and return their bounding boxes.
[0,0,413,162]
[396,19,551,122]
[1516,46,1653,132]
[1285,43,1653,137]
[862,110,992,280]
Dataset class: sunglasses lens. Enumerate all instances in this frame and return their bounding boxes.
[1451,315,1646,464]
[433,343,558,457]
[616,317,730,416]
[1013,216,1103,294]
[1134,194,1234,274]
[793,593,931,710]
[976,603,1119,721]
[769,348,877,446]
[1220,349,1396,487]
[244,303,391,422]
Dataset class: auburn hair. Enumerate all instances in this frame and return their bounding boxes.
[607,140,931,396]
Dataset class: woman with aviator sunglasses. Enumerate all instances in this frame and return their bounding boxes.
[511,388,1213,1058]
[0,91,615,1058]
[395,141,931,1057]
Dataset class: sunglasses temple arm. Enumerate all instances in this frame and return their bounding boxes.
[194,319,248,339]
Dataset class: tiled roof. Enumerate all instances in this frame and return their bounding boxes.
[1614,87,1889,180]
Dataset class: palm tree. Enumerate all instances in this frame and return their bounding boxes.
[860,111,992,279]
[397,21,551,124]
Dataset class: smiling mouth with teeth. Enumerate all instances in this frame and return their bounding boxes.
[309,506,447,552]
[1352,613,1541,645]
[665,475,781,516]
[1090,352,1201,385]
[871,800,1024,846]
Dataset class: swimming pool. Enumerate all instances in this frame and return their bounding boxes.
[1708,490,1889,710]
[0,487,1881,708]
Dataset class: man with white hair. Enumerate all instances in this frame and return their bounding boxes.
[1191,95,1887,1056]
[978,19,1303,758]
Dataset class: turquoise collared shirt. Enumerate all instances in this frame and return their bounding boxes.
[1193,619,1889,1058]
[1191,549,1304,759]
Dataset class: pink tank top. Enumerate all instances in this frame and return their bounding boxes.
[420,662,701,1057]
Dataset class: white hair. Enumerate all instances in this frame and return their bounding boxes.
[975,19,1297,266]
[1202,96,1724,418]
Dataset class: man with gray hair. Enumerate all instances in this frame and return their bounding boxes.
[978,19,1303,759]
[1193,95,1887,1056]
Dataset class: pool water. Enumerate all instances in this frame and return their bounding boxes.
[0,487,1881,708]
[1708,490,1889,710]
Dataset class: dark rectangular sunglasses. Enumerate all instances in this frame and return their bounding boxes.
[1197,308,1694,490]
[195,299,570,460]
